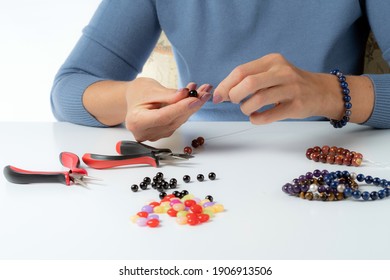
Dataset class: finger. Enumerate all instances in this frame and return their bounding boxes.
[240,86,285,116]
[229,71,283,104]
[249,102,292,125]
[213,53,288,104]
[186,82,197,91]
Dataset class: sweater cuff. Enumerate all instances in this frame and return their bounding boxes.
[362,74,390,128]
[51,74,107,127]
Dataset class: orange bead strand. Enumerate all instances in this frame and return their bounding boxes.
[306,145,362,167]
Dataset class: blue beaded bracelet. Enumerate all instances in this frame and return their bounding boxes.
[329,69,352,128]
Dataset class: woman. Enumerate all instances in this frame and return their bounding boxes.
[51,0,390,141]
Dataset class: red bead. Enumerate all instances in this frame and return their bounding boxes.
[312,146,321,153]
[334,155,344,165]
[197,213,210,223]
[147,218,159,228]
[149,201,160,208]
[326,155,335,164]
[352,157,362,167]
[321,145,330,155]
[167,208,178,217]
[137,211,149,218]
[197,137,205,146]
[190,204,203,214]
[310,152,320,162]
[184,199,196,207]
[183,146,193,154]
[187,216,199,226]
[305,148,313,159]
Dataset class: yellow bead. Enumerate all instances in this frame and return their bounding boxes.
[181,194,195,201]
[130,215,139,223]
[204,206,216,213]
[172,203,185,212]
[177,210,188,218]
[153,206,164,213]
[176,216,187,225]
[202,209,214,218]
[212,204,224,213]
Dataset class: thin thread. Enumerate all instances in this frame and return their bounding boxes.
[205,126,259,142]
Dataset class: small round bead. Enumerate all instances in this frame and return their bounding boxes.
[143,177,151,184]
[131,184,139,192]
[208,172,216,180]
[197,137,205,146]
[191,139,200,148]
[155,172,164,179]
[183,175,191,183]
[159,192,167,200]
[205,195,214,202]
[181,190,189,196]
[139,181,148,190]
[197,174,204,182]
[183,146,193,155]
[188,89,198,98]
[146,218,159,228]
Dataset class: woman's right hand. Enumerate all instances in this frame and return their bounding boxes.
[125,78,212,142]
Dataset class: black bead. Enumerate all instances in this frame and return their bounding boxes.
[139,181,148,190]
[161,181,169,190]
[208,172,216,180]
[169,182,177,189]
[170,178,177,185]
[205,195,213,202]
[172,190,181,198]
[188,89,198,98]
[131,184,138,192]
[156,185,164,193]
[151,181,158,189]
[191,139,200,148]
[143,177,151,184]
[156,172,164,179]
[159,192,167,199]
[183,175,191,183]
[181,190,189,196]
[197,174,204,182]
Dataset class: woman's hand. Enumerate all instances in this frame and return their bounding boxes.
[213,53,352,124]
[125,78,212,141]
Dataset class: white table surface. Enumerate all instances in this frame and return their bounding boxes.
[1,121,389,260]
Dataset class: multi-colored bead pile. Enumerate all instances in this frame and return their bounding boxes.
[306,145,363,167]
[282,169,390,201]
[130,192,224,227]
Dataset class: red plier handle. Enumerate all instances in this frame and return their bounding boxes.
[82,153,159,169]
[3,165,72,185]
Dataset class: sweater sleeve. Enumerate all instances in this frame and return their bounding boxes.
[362,1,390,128]
[50,0,161,127]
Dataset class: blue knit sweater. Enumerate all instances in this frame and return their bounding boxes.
[50,0,390,128]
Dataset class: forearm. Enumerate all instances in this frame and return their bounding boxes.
[83,80,129,126]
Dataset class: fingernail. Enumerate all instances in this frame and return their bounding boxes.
[213,94,223,104]
[205,85,213,92]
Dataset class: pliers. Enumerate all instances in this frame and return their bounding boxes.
[3,152,97,187]
[82,140,194,169]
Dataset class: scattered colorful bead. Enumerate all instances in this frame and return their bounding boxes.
[306,146,363,167]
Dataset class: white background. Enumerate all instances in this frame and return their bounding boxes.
[0,0,101,121]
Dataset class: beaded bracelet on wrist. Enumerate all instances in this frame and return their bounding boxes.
[282,169,390,201]
[306,145,363,167]
[329,69,352,128]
